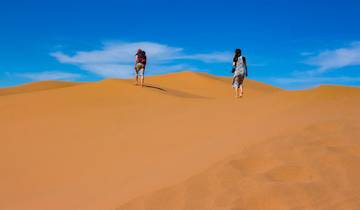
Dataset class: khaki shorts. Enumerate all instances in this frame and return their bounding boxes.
[135,63,145,76]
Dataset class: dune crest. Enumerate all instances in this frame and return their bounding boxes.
[0,80,83,96]
[1,72,359,210]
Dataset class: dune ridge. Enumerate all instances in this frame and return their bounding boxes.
[1,71,359,210]
[0,80,84,96]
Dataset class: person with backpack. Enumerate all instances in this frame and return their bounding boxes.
[232,48,248,98]
[134,49,147,87]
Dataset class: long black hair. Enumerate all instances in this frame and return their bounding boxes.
[233,48,242,63]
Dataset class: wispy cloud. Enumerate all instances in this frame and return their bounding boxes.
[304,42,360,74]
[273,76,360,85]
[51,41,231,78]
[271,75,360,89]
[16,71,81,81]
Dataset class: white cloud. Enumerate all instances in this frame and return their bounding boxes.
[51,41,231,78]
[81,64,134,78]
[51,42,183,64]
[304,42,360,74]
[16,71,81,81]
[270,75,360,89]
[273,76,360,85]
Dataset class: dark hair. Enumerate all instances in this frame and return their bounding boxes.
[233,48,242,62]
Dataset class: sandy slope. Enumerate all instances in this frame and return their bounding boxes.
[1,71,359,210]
[0,80,83,96]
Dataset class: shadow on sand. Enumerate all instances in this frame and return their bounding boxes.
[142,84,209,99]
[143,84,167,92]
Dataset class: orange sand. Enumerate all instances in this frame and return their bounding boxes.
[1,71,359,210]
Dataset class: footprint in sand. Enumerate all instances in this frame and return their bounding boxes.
[265,165,315,182]
[228,156,280,176]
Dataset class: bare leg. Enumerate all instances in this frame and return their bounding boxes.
[135,69,139,85]
[140,68,145,87]
[234,87,240,98]
[140,75,144,87]
[239,85,243,97]
[135,72,139,85]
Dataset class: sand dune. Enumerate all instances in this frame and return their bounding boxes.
[1,71,359,210]
[0,80,83,96]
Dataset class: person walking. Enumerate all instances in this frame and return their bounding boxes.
[134,49,147,87]
[232,48,248,98]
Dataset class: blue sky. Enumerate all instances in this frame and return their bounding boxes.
[1,0,359,89]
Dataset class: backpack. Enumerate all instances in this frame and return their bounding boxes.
[137,50,147,65]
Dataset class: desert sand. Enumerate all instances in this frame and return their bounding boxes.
[1,71,360,210]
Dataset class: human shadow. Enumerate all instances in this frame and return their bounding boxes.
[142,83,210,99]
[142,84,167,92]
